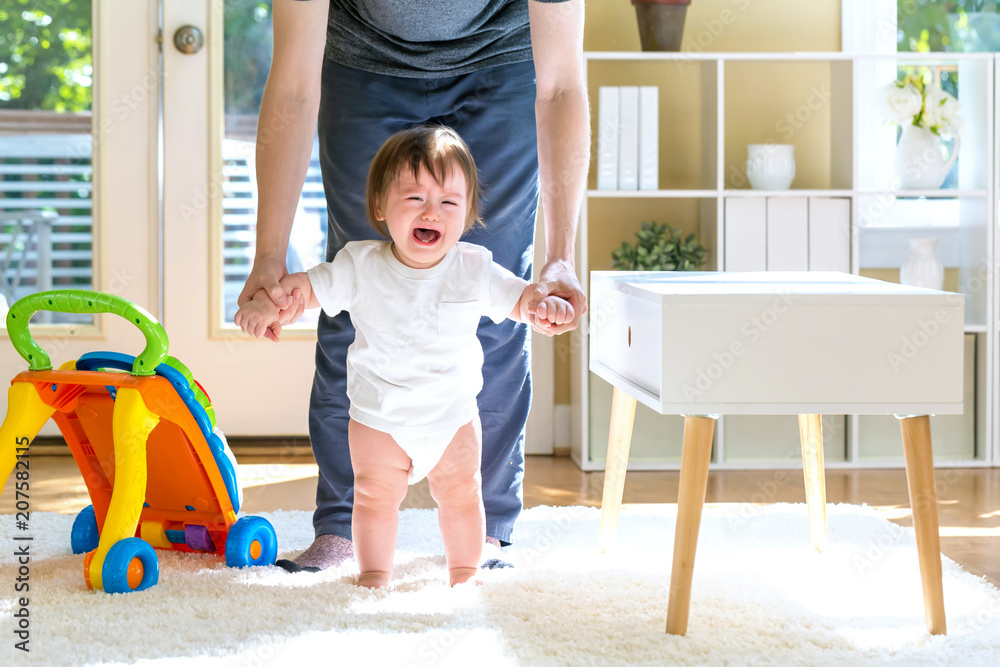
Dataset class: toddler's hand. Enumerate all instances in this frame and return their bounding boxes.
[277,288,306,326]
[235,300,283,342]
[532,296,574,335]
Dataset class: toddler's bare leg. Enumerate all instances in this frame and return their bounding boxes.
[349,419,411,589]
[427,417,485,586]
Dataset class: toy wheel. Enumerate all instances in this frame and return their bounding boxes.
[71,505,100,555]
[102,538,159,594]
[225,516,277,568]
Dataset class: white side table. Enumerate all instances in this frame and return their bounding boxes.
[590,271,965,636]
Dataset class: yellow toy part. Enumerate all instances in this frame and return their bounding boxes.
[140,521,173,549]
[0,382,57,486]
[85,388,160,591]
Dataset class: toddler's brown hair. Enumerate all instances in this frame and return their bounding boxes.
[366,125,482,238]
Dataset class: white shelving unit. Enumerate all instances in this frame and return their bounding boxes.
[572,51,995,471]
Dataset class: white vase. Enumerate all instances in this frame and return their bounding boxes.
[893,125,960,190]
[747,144,795,190]
[900,238,944,290]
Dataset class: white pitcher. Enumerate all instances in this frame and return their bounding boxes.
[894,125,960,190]
[900,238,944,290]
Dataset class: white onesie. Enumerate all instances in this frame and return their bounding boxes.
[306,240,526,481]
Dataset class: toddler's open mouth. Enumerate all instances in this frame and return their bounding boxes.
[413,228,441,244]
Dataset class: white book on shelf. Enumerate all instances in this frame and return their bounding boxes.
[808,197,851,272]
[618,86,639,191]
[638,86,658,191]
[596,86,620,191]
[724,198,767,271]
[766,197,809,271]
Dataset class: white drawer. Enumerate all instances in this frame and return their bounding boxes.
[590,278,662,397]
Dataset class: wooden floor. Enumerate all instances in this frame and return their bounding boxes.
[3,453,998,586]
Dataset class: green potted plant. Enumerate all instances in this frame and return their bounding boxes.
[632,0,691,52]
[611,221,708,271]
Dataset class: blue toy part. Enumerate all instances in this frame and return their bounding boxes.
[165,529,187,545]
[102,538,159,594]
[214,427,243,510]
[160,355,217,431]
[75,351,241,514]
[70,505,100,555]
[225,516,278,568]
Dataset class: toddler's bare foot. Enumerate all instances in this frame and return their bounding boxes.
[450,566,479,586]
[357,571,391,589]
[276,534,354,573]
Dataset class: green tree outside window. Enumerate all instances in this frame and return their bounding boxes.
[1,0,275,115]
[899,0,1000,52]
[0,0,92,112]
[223,1,274,116]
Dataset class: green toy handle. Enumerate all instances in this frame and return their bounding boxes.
[6,290,168,376]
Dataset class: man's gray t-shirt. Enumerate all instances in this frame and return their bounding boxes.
[298,0,570,78]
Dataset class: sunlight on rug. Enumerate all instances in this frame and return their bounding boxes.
[2,503,1000,666]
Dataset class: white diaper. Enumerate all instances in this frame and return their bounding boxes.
[392,425,462,483]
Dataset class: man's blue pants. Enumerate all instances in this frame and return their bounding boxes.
[310,59,540,545]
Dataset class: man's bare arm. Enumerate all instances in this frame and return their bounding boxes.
[238,0,330,313]
[527,0,589,334]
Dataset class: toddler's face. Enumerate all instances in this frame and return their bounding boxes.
[379,164,469,269]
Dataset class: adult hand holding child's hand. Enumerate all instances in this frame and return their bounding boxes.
[238,254,306,325]
[236,253,307,340]
[533,296,575,331]
[527,258,587,336]
[238,252,289,310]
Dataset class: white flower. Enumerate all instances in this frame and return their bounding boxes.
[880,81,923,124]
[881,77,963,138]
[923,86,962,136]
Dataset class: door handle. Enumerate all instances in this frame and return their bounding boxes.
[173,25,204,55]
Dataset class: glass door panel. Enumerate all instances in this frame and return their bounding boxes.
[219,0,324,328]
[0,1,94,324]
[0,1,160,436]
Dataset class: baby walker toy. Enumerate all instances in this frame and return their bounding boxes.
[0,290,277,593]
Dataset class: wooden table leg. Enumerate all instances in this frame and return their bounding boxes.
[798,414,827,552]
[598,387,637,553]
[898,415,946,635]
[666,415,716,635]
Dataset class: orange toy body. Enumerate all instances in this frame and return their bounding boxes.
[16,369,237,556]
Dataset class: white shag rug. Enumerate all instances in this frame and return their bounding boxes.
[2,503,1000,666]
